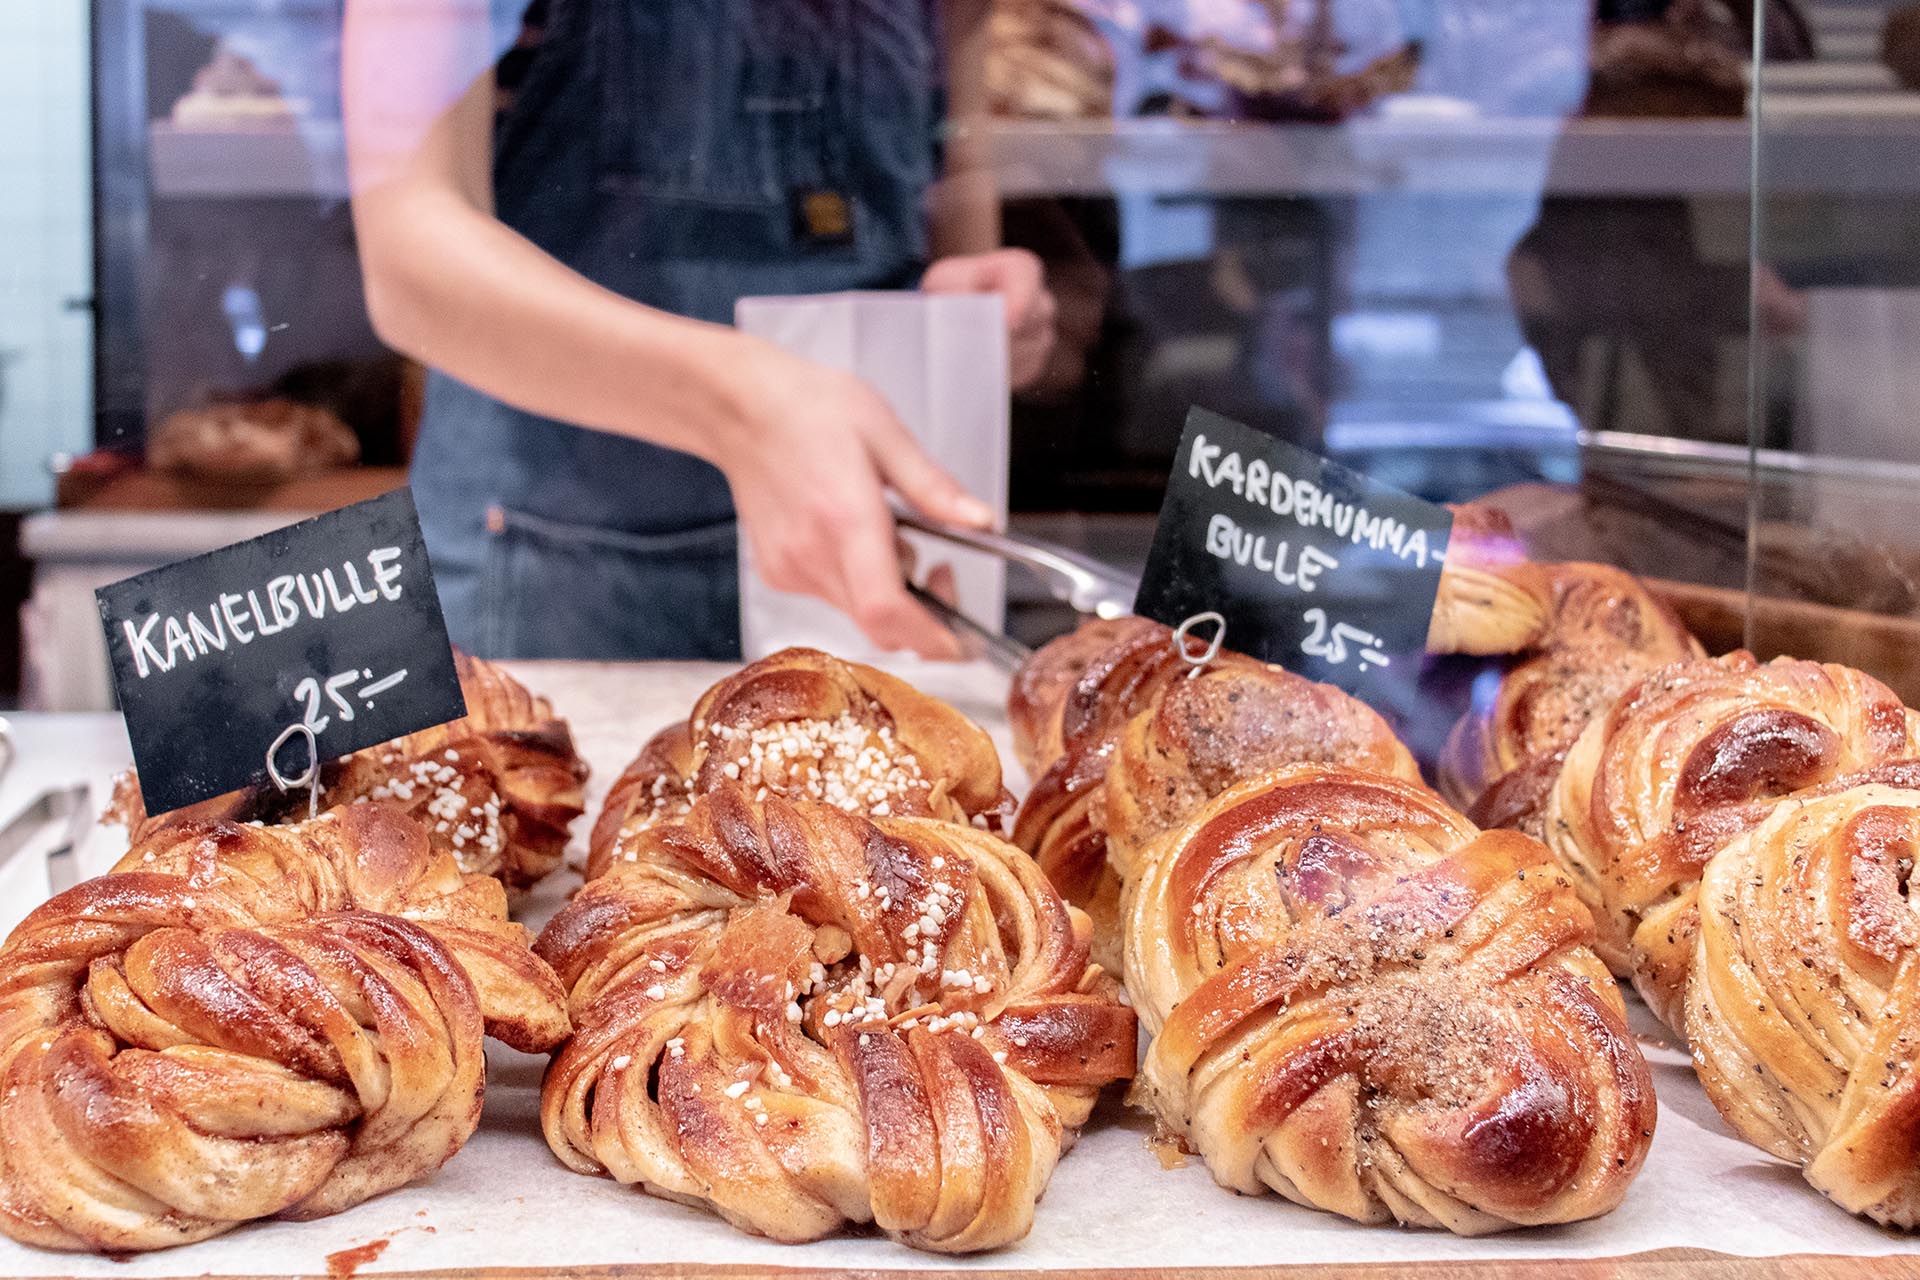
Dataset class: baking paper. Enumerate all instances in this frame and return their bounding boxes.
[3,658,1917,1277]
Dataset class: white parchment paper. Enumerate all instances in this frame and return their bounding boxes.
[4,658,1917,1277]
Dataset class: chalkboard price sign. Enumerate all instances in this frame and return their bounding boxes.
[1134,408,1454,705]
[95,488,467,816]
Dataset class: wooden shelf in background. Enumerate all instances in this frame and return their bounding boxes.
[57,466,407,514]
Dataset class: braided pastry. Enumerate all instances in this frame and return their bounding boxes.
[588,719,695,875]
[0,804,570,1253]
[109,653,587,895]
[325,653,587,893]
[538,784,1137,1253]
[1100,662,1421,890]
[1688,782,1920,1226]
[1536,652,1920,1025]
[1007,615,1153,777]
[1438,561,1700,817]
[1122,765,1655,1233]
[1010,619,1253,969]
[587,648,1009,880]
[1010,619,1413,973]
[1425,503,1550,658]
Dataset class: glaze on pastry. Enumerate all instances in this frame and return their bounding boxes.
[1534,652,1920,1022]
[1122,765,1655,1233]
[0,805,568,1252]
[1688,782,1920,1225]
[1010,618,1413,972]
[588,647,1009,880]
[539,785,1135,1252]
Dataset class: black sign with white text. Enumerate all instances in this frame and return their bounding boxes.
[1134,408,1453,707]
[96,488,467,815]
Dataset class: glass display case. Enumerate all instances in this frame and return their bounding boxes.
[92,0,405,468]
[1742,0,1920,695]
[14,0,1884,764]
[0,0,1915,696]
[981,0,1920,703]
[11,5,1920,1276]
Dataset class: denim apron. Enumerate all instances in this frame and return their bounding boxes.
[410,0,944,659]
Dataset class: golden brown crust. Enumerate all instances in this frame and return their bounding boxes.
[1535,651,1920,1025]
[1007,616,1152,777]
[326,652,587,893]
[1688,783,1920,1226]
[588,648,1010,881]
[1426,503,1551,657]
[1010,619,1411,974]
[538,784,1135,1253]
[1122,765,1656,1234]
[0,804,569,1253]
[1438,561,1702,815]
[110,654,587,896]
[587,720,697,877]
[1099,662,1422,886]
[1011,619,1257,972]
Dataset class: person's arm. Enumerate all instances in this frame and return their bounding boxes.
[342,0,983,657]
[921,0,1058,389]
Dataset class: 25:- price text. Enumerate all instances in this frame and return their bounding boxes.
[1300,608,1390,673]
[292,666,409,735]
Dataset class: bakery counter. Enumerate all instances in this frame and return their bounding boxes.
[2,658,1919,1279]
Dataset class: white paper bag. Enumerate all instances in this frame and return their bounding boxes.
[1797,287,1920,547]
[732,291,1010,660]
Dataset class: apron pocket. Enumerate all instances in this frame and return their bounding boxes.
[481,505,741,661]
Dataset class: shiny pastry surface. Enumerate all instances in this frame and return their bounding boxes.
[1429,501,1698,816]
[1010,617,1412,974]
[1688,783,1920,1226]
[1425,503,1550,658]
[538,784,1135,1253]
[1099,660,1421,886]
[1010,618,1256,972]
[1537,651,1920,1022]
[1122,765,1655,1234]
[589,647,1008,880]
[0,804,569,1253]
[1007,614,1153,777]
[327,652,588,892]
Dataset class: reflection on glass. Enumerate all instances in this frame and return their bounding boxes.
[18,0,1919,668]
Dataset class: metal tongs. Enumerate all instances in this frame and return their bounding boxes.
[0,783,90,897]
[896,510,1141,670]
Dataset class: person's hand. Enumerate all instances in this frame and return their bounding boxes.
[713,338,993,659]
[922,248,1058,391]
[1754,263,1807,338]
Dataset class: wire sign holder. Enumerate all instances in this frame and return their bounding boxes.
[266,721,323,820]
[1172,610,1227,675]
